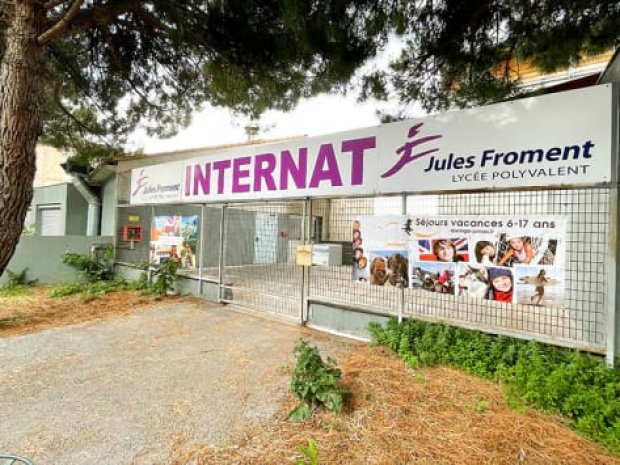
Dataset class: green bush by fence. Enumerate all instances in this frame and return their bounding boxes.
[369,318,620,454]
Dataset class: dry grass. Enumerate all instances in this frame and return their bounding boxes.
[0,286,193,337]
[172,346,620,465]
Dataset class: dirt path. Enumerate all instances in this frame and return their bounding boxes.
[0,301,356,465]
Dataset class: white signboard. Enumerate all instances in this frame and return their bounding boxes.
[130,162,183,204]
[130,85,614,205]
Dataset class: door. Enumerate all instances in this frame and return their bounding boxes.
[254,212,278,264]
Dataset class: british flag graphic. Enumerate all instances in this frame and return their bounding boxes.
[417,237,469,262]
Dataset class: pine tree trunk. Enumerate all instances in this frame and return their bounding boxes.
[0,1,44,276]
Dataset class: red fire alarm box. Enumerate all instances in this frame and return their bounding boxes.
[122,224,144,242]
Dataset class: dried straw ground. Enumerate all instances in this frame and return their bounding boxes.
[0,287,188,337]
[172,346,620,465]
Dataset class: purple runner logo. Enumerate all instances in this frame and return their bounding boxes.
[381,123,442,178]
[132,169,149,197]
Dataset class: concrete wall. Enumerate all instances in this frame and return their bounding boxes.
[307,303,390,340]
[29,183,90,236]
[101,177,117,236]
[65,184,89,235]
[34,145,70,187]
[1,236,114,285]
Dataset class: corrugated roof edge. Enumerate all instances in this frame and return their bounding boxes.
[113,134,307,163]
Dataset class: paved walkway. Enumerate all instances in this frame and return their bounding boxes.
[0,301,355,465]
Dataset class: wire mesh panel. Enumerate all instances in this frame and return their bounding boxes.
[309,197,404,315]
[308,189,611,353]
[405,188,609,351]
[222,201,305,319]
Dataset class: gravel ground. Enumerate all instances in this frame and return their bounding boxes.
[0,301,357,465]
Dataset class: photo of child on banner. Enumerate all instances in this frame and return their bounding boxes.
[496,234,559,267]
[513,265,564,307]
[416,238,469,262]
[456,263,514,303]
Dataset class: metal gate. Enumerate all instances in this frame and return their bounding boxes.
[220,201,306,320]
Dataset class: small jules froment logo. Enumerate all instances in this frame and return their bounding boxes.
[381,123,442,178]
[132,169,149,196]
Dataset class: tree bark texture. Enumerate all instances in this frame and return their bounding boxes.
[0,1,44,275]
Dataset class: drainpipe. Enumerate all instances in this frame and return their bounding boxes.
[72,176,101,236]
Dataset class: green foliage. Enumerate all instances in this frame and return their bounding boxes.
[288,339,349,422]
[296,438,319,465]
[362,1,620,114]
[147,260,179,297]
[370,318,620,454]
[23,0,392,165]
[62,245,114,283]
[0,268,37,297]
[49,280,130,299]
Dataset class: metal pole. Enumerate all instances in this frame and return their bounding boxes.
[218,204,227,303]
[606,83,619,367]
[197,204,205,296]
[398,194,407,323]
[300,199,308,324]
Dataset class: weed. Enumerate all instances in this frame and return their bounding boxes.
[62,245,114,283]
[0,268,37,297]
[475,397,489,413]
[148,260,178,297]
[296,438,319,465]
[288,339,349,422]
[370,318,620,454]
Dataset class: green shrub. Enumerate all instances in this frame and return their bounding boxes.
[370,318,620,454]
[62,245,114,283]
[49,279,130,299]
[288,339,349,422]
[148,260,178,297]
[0,268,38,297]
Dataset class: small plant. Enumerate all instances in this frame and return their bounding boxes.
[288,339,349,422]
[475,397,489,413]
[62,245,114,283]
[148,259,178,297]
[0,268,37,297]
[296,438,319,465]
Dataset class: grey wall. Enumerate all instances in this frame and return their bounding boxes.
[101,177,117,236]
[1,236,114,285]
[307,303,390,340]
[32,183,68,235]
[29,183,90,236]
[65,184,89,235]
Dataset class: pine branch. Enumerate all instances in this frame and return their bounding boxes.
[38,0,84,45]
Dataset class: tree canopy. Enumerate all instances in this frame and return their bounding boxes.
[29,0,392,162]
[361,0,620,116]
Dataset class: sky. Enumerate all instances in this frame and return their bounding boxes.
[126,36,424,155]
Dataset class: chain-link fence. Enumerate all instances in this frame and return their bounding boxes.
[308,188,610,353]
[115,162,613,355]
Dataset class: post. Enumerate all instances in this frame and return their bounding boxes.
[300,199,308,324]
[218,204,227,303]
[398,194,407,323]
[198,204,205,296]
[606,84,619,367]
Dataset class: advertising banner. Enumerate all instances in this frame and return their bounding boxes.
[130,85,614,205]
[353,215,566,307]
[150,215,199,270]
